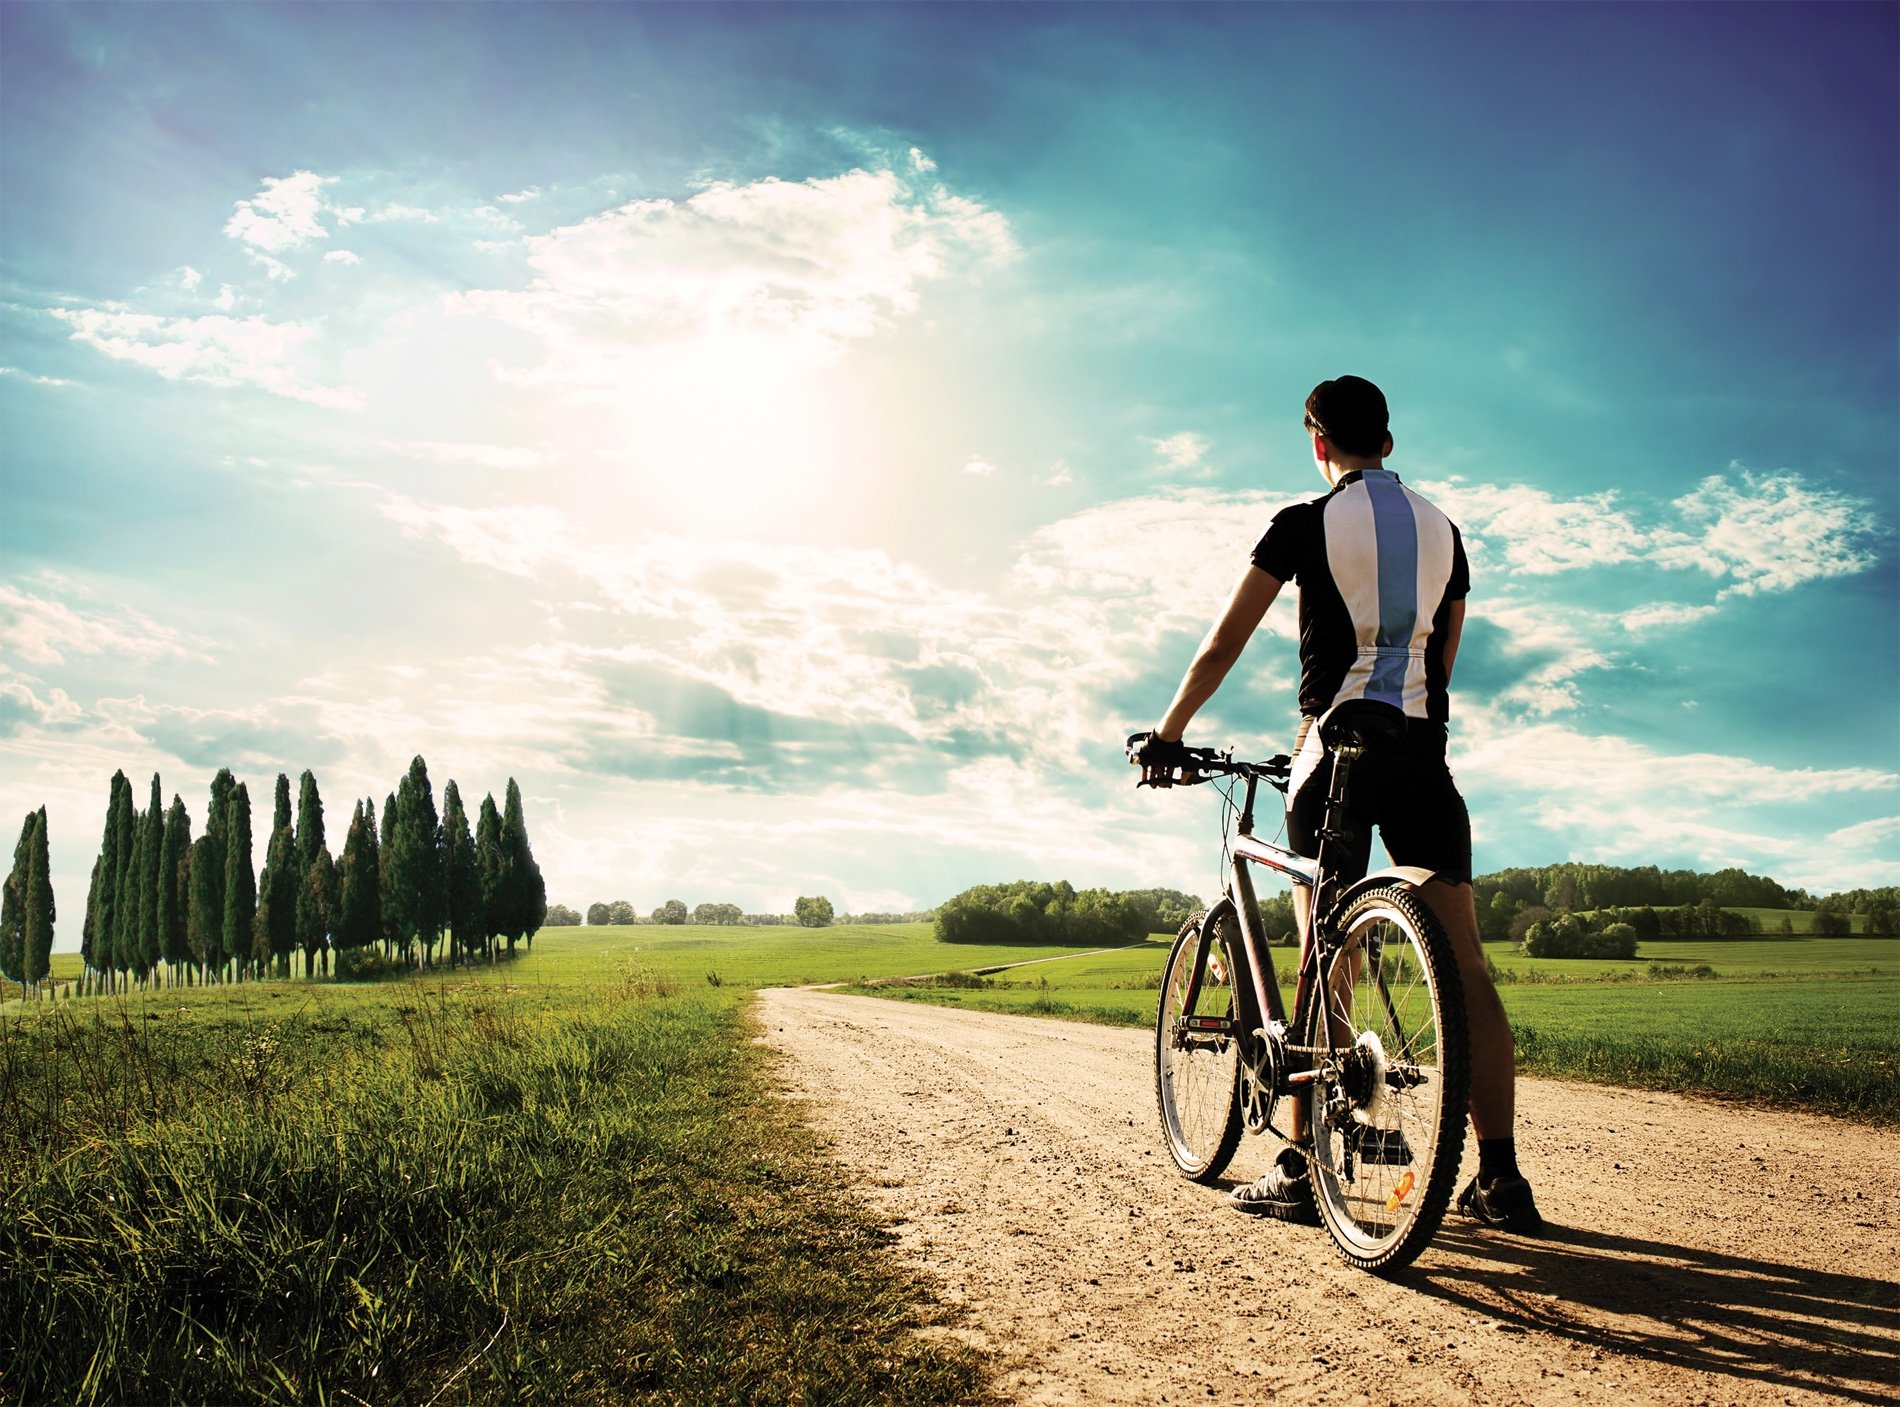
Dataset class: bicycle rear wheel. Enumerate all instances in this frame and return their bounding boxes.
[1154,909,1244,1182]
[1305,882,1469,1273]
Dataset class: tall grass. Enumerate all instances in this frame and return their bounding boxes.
[1,979,989,1405]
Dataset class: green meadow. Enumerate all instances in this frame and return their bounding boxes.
[6,919,1894,1404]
[846,930,1900,1121]
[3,923,1102,1407]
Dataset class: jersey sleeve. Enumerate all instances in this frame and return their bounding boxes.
[1446,523,1470,601]
[1250,502,1313,583]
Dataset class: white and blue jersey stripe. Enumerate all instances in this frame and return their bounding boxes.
[1251,469,1468,723]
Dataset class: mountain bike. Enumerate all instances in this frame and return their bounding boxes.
[1127,699,1470,1273]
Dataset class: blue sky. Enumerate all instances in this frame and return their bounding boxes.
[3,3,1895,940]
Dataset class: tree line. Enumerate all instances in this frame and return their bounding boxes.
[934,882,1204,946]
[54,756,546,996]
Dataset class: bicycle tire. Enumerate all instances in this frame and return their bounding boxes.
[1154,909,1245,1182]
[1304,882,1469,1273]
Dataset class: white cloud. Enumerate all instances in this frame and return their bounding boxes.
[177,266,202,291]
[499,186,543,204]
[323,250,362,266]
[1421,479,1649,576]
[1826,815,1900,853]
[1423,469,1881,597]
[1151,431,1210,476]
[378,497,574,578]
[1659,469,1883,598]
[1621,602,1718,634]
[447,164,1016,391]
[963,457,998,477]
[1043,459,1075,487]
[49,307,363,411]
[379,440,545,470]
[0,366,75,388]
[365,203,440,223]
[0,672,83,731]
[0,583,204,667]
[908,147,937,173]
[223,170,336,254]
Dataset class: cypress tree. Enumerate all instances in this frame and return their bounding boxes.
[256,825,298,977]
[440,781,479,967]
[187,835,221,979]
[159,797,193,982]
[207,768,236,857]
[378,790,400,958]
[389,758,444,967]
[222,782,255,980]
[475,794,505,964]
[294,771,333,977]
[1,812,30,994]
[335,800,382,960]
[272,773,292,841]
[499,778,546,953]
[110,778,137,990]
[24,809,54,992]
[137,774,164,979]
[84,772,129,981]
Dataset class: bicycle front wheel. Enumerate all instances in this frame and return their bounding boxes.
[1305,882,1469,1273]
[1154,909,1244,1182]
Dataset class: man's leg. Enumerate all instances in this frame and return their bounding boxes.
[1421,877,1543,1231]
[1419,878,1512,1138]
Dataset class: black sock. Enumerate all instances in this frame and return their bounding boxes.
[1478,1137,1520,1185]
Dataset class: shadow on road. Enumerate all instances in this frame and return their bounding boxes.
[1411,1220,1900,1404]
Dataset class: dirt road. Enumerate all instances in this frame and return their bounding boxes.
[759,987,1898,1406]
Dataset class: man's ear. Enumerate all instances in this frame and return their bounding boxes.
[1381,434,1394,458]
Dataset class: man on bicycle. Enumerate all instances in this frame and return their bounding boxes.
[1143,375,1542,1234]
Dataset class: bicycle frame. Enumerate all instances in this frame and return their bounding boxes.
[1171,736,1440,1140]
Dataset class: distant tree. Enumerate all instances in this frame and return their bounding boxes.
[692,902,744,925]
[652,899,689,925]
[82,772,129,979]
[187,834,222,980]
[498,779,546,952]
[476,794,506,960]
[23,809,53,992]
[110,776,138,988]
[608,900,637,925]
[1120,887,1204,935]
[1589,922,1640,960]
[793,895,835,929]
[222,783,256,980]
[388,759,445,966]
[271,773,292,841]
[1507,905,1550,946]
[543,903,582,926]
[159,797,192,981]
[256,822,298,977]
[586,901,614,926]
[1864,897,1897,938]
[135,774,164,980]
[298,848,336,978]
[0,812,30,995]
[440,781,481,966]
[1258,890,1297,945]
[1480,891,1519,942]
[378,792,400,955]
[334,800,384,957]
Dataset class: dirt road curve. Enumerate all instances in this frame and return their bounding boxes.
[758,988,1898,1406]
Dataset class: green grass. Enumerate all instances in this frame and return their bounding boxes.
[2,940,997,1406]
[849,931,1900,1120]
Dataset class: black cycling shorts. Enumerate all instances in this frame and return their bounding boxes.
[1284,715,1473,886]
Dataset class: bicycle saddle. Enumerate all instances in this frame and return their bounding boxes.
[1316,698,1408,751]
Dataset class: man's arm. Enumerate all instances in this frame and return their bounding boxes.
[1440,598,1465,683]
[1155,566,1282,740]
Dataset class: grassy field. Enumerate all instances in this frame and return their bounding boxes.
[845,933,1900,1120]
[5,923,1123,1406]
[9,920,1894,1403]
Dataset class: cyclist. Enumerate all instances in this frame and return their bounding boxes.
[1142,376,1542,1234]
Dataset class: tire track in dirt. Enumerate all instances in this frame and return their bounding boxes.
[758,987,1899,1406]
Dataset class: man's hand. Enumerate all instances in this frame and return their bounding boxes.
[1127,731,1192,788]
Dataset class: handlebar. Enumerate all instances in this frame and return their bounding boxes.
[1126,731,1291,790]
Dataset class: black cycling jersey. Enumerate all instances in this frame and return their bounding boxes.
[1251,469,1469,724]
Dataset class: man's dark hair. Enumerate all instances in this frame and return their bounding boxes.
[1304,376,1389,459]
